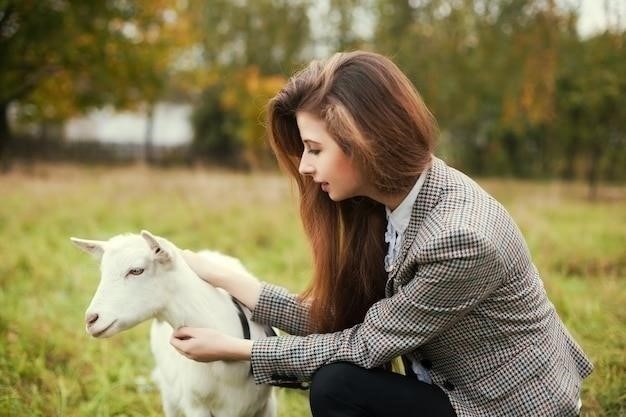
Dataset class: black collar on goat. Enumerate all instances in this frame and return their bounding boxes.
[231,296,252,340]
[231,296,308,390]
[231,296,277,339]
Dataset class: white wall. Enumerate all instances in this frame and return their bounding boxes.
[64,102,193,147]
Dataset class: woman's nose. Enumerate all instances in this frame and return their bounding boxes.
[298,157,314,176]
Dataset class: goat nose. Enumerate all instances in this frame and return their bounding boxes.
[85,313,99,327]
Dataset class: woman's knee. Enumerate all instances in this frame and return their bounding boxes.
[309,362,362,414]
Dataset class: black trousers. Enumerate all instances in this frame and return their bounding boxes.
[309,362,457,417]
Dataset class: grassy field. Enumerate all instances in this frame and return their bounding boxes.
[0,163,624,416]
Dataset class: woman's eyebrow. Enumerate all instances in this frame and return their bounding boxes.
[302,138,321,145]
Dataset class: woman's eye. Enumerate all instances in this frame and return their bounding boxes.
[307,149,320,155]
[127,268,145,277]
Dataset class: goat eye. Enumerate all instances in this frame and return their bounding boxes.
[127,268,145,277]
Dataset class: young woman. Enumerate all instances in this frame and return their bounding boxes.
[171,51,593,417]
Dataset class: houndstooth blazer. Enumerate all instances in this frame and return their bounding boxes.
[250,157,593,417]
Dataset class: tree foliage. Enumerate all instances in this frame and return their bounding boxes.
[188,0,307,168]
[0,0,195,160]
[369,0,625,191]
[1,0,624,191]
[191,0,311,75]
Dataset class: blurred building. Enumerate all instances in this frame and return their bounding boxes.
[7,102,193,163]
[65,102,192,147]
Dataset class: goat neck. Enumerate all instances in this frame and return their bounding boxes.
[155,258,242,336]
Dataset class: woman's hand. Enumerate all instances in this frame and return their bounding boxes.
[181,249,247,287]
[180,249,263,311]
[170,327,253,362]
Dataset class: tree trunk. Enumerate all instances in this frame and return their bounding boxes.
[587,140,602,201]
[562,136,579,180]
[0,101,11,172]
[603,132,622,181]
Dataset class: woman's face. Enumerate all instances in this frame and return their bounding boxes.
[296,111,369,202]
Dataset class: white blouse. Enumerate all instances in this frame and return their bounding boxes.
[384,169,431,383]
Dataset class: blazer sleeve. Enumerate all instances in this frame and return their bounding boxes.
[250,228,505,385]
[250,282,311,336]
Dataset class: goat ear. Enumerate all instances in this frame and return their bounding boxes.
[140,230,171,264]
[70,237,105,259]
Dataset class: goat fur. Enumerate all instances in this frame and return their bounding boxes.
[72,231,276,417]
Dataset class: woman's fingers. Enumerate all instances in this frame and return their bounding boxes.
[170,327,212,354]
[172,326,194,340]
[170,327,201,360]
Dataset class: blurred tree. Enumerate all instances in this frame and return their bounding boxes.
[224,67,285,169]
[0,0,195,164]
[556,29,626,197]
[194,0,311,76]
[370,0,626,187]
[1,0,623,186]
[486,0,564,176]
[190,80,242,166]
[191,68,285,169]
[313,0,373,52]
[372,0,496,172]
[187,0,311,164]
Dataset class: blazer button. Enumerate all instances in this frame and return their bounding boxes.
[443,380,455,391]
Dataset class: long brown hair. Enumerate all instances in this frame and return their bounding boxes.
[266,51,437,333]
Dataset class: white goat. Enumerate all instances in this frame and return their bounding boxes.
[71,230,276,417]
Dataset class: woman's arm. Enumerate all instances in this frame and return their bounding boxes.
[250,229,504,385]
[172,229,501,385]
[181,249,311,335]
[181,249,262,308]
[170,326,253,361]
[251,283,311,336]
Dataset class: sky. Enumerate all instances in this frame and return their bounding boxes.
[572,0,625,37]
[315,0,626,50]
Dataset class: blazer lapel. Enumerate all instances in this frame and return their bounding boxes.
[386,157,447,285]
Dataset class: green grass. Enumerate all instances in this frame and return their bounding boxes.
[0,164,624,416]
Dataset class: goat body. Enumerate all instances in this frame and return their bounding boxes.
[72,231,276,417]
